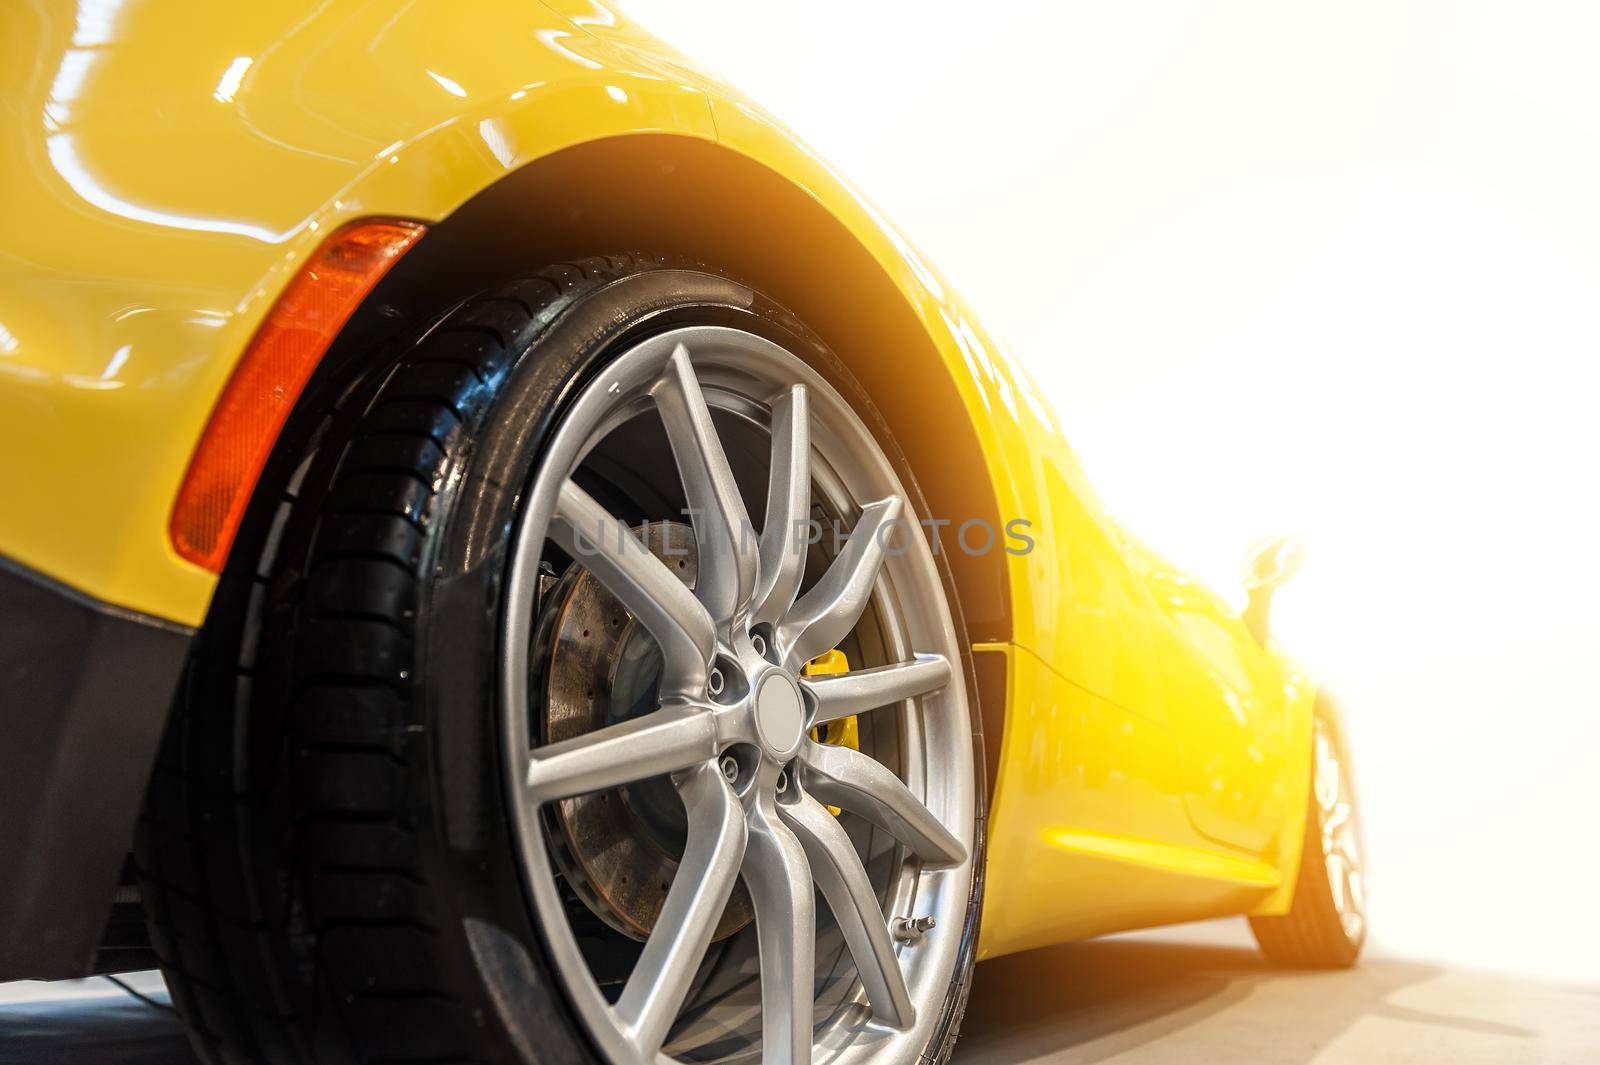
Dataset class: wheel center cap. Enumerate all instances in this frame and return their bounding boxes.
[753,670,805,755]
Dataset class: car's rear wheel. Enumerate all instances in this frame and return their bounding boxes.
[137,255,986,1065]
[1248,710,1366,967]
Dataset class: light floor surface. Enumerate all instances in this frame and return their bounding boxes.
[1,923,1594,1064]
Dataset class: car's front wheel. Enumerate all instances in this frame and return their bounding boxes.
[138,255,986,1065]
[1248,708,1366,967]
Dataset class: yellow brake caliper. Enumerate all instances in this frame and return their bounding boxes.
[803,649,858,816]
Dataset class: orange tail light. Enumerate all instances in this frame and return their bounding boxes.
[170,219,426,573]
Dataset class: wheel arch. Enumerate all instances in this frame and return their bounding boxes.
[357,132,1014,785]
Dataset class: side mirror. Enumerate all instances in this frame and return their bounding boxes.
[1241,535,1306,643]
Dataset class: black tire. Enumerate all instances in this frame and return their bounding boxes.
[137,255,988,1065]
[1247,710,1364,968]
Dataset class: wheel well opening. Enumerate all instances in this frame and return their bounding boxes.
[355,132,1010,778]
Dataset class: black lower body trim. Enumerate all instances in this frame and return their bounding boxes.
[0,557,192,980]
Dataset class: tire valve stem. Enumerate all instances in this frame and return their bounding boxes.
[892,915,936,944]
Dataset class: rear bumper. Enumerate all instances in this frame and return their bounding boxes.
[0,557,191,980]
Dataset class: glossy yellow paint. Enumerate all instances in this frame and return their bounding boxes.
[1,0,716,622]
[975,640,1294,957]
[0,0,1319,959]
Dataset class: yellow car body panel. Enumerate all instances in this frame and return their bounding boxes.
[0,0,717,622]
[0,0,1316,961]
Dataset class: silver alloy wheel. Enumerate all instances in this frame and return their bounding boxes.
[502,326,977,1065]
[1314,720,1365,942]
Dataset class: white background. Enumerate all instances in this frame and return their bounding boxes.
[623,0,1600,983]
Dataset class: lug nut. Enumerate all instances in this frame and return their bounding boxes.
[775,769,789,794]
[708,667,725,697]
[751,632,767,658]
[892,915,936,943]
[719,755,739,783]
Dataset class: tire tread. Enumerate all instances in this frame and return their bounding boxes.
[140,256,650,1064]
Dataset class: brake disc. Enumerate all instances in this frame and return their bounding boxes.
[537,520,754,942]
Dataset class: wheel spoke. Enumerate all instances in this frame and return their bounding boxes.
[1322,800,1354,859]
[1325,807,1362,891]
[616,763,747,1055]
[780,795,914,1028]
[525,707,718,804]
[803,654,951,727]
[1315,735,1340,813]
[751,385,811,628]
[801,743,965,868]
[743,794,814,1065]
[653,343,757,627]
[778,496,903,669]
[1326,853,1354,915]
[550,481,715,696]
[1345,864,1367,914]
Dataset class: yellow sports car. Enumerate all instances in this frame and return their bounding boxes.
[0,2,1364,1062]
